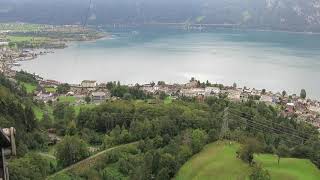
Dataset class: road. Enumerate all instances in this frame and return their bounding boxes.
[46,142,137,179]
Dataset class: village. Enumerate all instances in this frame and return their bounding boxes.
[0,47,52,76]
[1,23,320,132]
[0,23,106,76]
[28,74,320,131]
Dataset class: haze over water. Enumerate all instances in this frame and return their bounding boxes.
[18,27,320,99]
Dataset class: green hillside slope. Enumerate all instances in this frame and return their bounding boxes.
[176,141,320,180]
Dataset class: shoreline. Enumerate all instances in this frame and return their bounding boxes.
[9,27,320,101]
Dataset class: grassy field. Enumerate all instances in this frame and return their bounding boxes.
[45,87,57,93]
[0,23,46,32]
[21,82,37,94]
[176,141,251,180]
[164,96,173,104]
[58,96,76,103]
[74,104,96,115]
[176,141,320,180]
[7,35,47,43]
[256,154,320,180]
[32,105,53,121]
[33,106,44,120]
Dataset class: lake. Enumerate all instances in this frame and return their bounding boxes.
[17,27,320,99]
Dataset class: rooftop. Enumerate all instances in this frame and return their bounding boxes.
[92,91,106,96]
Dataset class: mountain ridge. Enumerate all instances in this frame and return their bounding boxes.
[1,0,320,32]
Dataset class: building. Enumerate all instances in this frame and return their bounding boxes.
[285,103,295,113]
[180,88,205,97]
[91,91,107,103]
[141,84,156,93]
[185,80,198,88]
[205,87,220,96]
[0,42,9,46]
[309,105,320,114]
[35,92,55,103]
[260,95,275,105]
[81,80,97,88]
[40,79,61,88]
[227,89,241,101]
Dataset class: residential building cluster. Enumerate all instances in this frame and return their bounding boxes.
[12,74,320,131]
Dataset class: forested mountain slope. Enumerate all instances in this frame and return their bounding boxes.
[1,0,320,32]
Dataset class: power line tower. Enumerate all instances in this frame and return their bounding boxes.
[220,107,229,139]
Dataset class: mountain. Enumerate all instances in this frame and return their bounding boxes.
[1,0,320,32]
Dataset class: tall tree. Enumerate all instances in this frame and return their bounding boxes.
[300,89,307,99]
[56,136,89,167]
[276,144,290,165]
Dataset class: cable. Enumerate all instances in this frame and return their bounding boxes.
[228,113,307,145]
[229,114,305,144]
[242,123,303,145]
[229,112,308,141]
[229,108,310,138]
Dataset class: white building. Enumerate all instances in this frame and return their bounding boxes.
[91,91,107,103]
[227,89,241,101]
[180,88,205,97]
[0,42,9,46]
[141,84,156,93]
[260,95,273,103]
[205,87,220,96]
[81,80,97,88]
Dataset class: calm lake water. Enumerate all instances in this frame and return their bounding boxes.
[18,27,320,99]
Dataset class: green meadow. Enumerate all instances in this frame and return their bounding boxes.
[21,82,37,94]
[57,96,76,103]
[176,141,320,180]
[176,141,251,180]
[256,154,320,180]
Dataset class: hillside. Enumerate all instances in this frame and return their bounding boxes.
[1,72,319,180]
[175,141,251,180]
[176,141,320,180]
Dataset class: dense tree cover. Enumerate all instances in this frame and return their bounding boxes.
[0,73,27,97]
[15,70,38,85]
[0,74,47,153]
[55,136,89,167]
[249,164,271,180]
[57,83,71,94]
[106,81,152,100]
[66,96,320,179]
[8,153,53,180]
[300,89,307,99]
[0,74,52,179]
[239,138,263,165]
